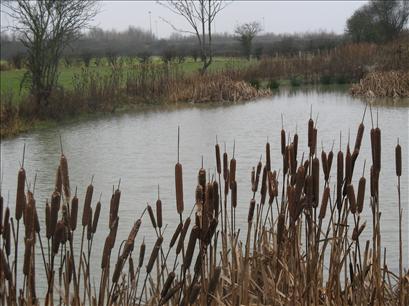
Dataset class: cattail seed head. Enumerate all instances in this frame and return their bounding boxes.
[50,191,60,235]
[92,201,101,233]
[319,187,330,220]
[395,143,402,177]
[347,184,357,214]
[0,195,3,234]
[23,237,33,276]
[281,129,286,156]
[266,142,271,171]
[203,218,218,245]
[138,239,146,268]
[161,272,176,298]
[252,161,262,192]
[109,188,121,229]
[260,166,267,205]
[147,204,157,229]
[327,150,334,181]
[308,118,314,148]
[1,249,11,280]
[305,175,313,208]
[354,123,364,152]
[198,168,206,190]
[70,195,78,231]
[189,283,201,304]
[251,167,255,189]
[312,157,320,207]
[370,166,379,198]
[207,267,222,300]
[223,152,228,181]
[374,127,381,172]
[129,256,135,282]
[352,221,366,241]
[82,183,93,227]
[170,222,183,248]
[16,167,26,221]
[321,150,328,180]
[101,237,111,269]
[176,217,191,255]
[294,166,305,205]
[248,199,256,223]
[357,177,366,214]
[3,208,11,256]
[53,220,66,254]
[231,180,237,208]
[229,158,236,188]
[184,225,200,271]
[283,146,289,175]
[337,150,344,211]
[108,217,119,249]
[60,154,71,199]
[175,162,184,214]
[55,166,62,194]
[289,143,296,175]
[87,207,93,240]
[213,181,219,216]
[146,236,163,273]
[215,144,221,174]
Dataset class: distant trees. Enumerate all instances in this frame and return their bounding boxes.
[346,0,409,43]
[159,0,228,73]
[2,0,98,112]
[234,22,262,60]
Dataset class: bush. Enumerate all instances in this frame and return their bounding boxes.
[267,79,280,90]
[320,75,333,85]
[290,76,302,87]
[248,79,260,89]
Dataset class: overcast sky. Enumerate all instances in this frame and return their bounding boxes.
[2,1,367,38]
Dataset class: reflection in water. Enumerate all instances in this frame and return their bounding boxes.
[1,87,408,293]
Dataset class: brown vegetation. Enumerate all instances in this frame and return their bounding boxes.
[0,110,407,305]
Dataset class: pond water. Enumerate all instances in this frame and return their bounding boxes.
[1,86,408,294]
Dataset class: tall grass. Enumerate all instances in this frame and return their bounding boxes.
[0,108,407,305]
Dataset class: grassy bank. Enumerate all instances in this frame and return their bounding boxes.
[1,110,407,305]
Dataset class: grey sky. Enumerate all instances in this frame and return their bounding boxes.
[1,1,367,38]
[94,1,366,38]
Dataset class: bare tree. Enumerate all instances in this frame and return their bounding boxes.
[2,0,98,112]
[234,21,262,60]
[158,0,228,73]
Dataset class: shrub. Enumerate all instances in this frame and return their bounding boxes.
[267,79,280,90]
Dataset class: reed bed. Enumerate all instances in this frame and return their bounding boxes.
[0,108,407,306]
[350,71,409,98]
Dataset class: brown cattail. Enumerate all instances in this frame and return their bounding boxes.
[277,213,285,245]
[310,128,317,156]
[308,118,314,148]
[45,200,52,239]
[154,200,162,230]
[312,157,320,207]
[305,174,313,208]
[170,223,183,249]
[326,150,334,182]
[108,217,119,250]
[60,154,71,199]
[176,217,191,255]
[23,237,33,275]
[205,182,214,217]
[147,204,157,229]
[294,165,305,205]
[55,166,62,194]
[25,192,35,237]
[293,133,299,161]
[229,158,236,188]
[1,249,11,280]
[203,218,218,245]
[288,185,297,223]
[161,272,176,298]
[184,225,200,271]
[281,128,286,156]
[138,239,146,268]
[53,220,66,254]
[321,150,328,180]
[395,142,402,177]
[337,150,344,210]
[260,166,267,205]
[87,207,93,240]
[146,236,163,273]
[370,166,379,198]
[189,283,201,304]
[248,199,256,223]
[129,256,135,282]
[50,191,60,235]
[352,221,366,241]
[198,167,206,190]
[194,250,202,275]
[175,162,184,214]
[82,183,93,227]
[92,201,101,233]
[109,188,121,229]
[213,181,219,216]
[357,176,366,214]
[266,142,271,171]
[251,167,255,189]
[267,171,274,203]
[16,167,26,221]
[0,195,3,234]
[374,127,381,172]
[231,180,237,208]
[112,257,125,284]
[289,143,296,175]
[161,282,183,304]
[34,207,40,234]
[347,184,357,214]
[283,145,289,175]
[252,161,262,192]
[354,123,364,152]
[319,187,330,219]
[207,267,222,301]
[215,143,221,175]
[70,195,78,231]
[3,207,11,256]
[223,151,228,181]
[101,237,111,269]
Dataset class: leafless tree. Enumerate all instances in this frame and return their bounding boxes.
[2,0,98,112]
[234,21,262,60]
[158,0,228,73]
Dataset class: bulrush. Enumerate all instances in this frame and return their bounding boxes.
[223,150,228,182]
[147,237,163,274]
[55,166,62,194]
[138,239,146,269]
[60,153,71,199]
[184,225,200,270]
[321,149,328,180]
[92,201,101,233]
[87,207,93,240]
[110,188,121,229]
[308,117,314,150]
[252,161,262,193]
[175,162,184,215]
[45,200,52,239]
[357,176,366,214]
[23,237,33,276]
[354,122,365,152]
[4,211,11,256]
[161,272,175,298]
[176,217,191,255]
[230,157,236,188]
[347,184,357,214]
[326,148,334,182]
[293,133,299,162]
[156,198,163,229]
[215,143,221,175]
[395,141,401,177]
[231,180,237,208]
[50,191,61,235]
[147,204,157,229]
[213,181,219,216]
[16,166,26,221]
[53,220,66,254]
[281,127,286,156]
[319,186,330,220]
[337,147,344,210]
[248,199,256,223]
[82,182,93,227]
[260,166,267,205]
[70,194,78,231]
[169,223,183,249]
[266,142,271,171]
[312,157,320,207]
[207,267,222,303]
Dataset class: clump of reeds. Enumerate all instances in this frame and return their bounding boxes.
[0,110,407,306]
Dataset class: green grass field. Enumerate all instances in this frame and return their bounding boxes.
[1,57,253,103]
